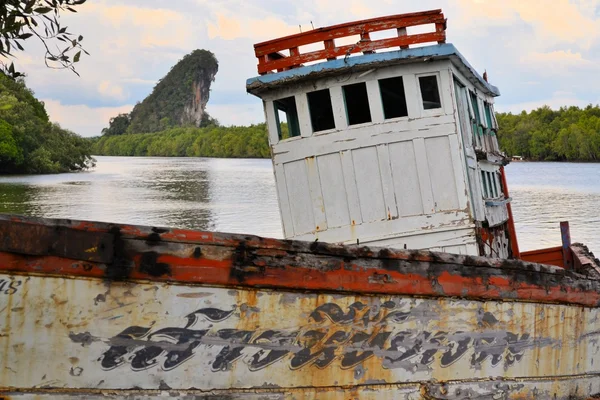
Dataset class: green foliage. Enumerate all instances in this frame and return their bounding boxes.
[0,72,94,173]
[497,105,600,161]
[114,50,219,135]
[101,113,130,136]
[0,0,88,78]
[93,124,271,159]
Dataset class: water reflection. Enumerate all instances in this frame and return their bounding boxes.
[0,157,282,237]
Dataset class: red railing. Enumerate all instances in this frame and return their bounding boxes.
[254,9,447,75]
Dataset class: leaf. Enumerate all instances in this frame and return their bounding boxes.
[58,27,67,33]
[73,50,80,63]
[15,41,24,51]
[34,7,53,14]
[78,35,83,41]
[19,33,33,39]
[8,63,14,74]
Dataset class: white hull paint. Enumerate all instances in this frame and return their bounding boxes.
[2,272,600,398]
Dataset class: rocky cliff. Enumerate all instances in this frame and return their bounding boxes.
[102,50,218,135]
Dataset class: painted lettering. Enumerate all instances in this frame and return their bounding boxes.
[0,279,22,295]
[91,302,557,373]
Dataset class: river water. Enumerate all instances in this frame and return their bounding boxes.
[0,156,596,254]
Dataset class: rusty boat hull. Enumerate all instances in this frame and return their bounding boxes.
[1,215,600,399]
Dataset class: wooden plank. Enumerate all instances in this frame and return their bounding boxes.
[425,136,460,212]
[317,153,351,228]
[294,93,312,137]
[352,147,387,222]
[273,163,294,237]
[389,141,424,217]
[366,80,384,123]
[340,150,363,226]
[413,137,435,214]
[376,144,399,220]
[264,100,280,144]
[330,86,348,130]
[283,160,315,235]
[1,233,600,307]
[306,156,328,232]
[0,219,114,263]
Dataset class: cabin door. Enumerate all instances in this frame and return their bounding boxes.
[453,79,484,222]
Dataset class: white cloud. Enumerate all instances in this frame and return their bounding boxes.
[97,80,128,102]
[42,99,134,137]
[521,50,595,68]
[206,103,265,127]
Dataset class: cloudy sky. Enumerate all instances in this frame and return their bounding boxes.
[12,0,600,137]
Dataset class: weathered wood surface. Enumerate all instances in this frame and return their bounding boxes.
[2,273,600,398]
[0,215,599,307]
[254,10,446,74]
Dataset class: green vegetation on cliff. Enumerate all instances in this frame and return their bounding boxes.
[0,73,94,174]
[497,105,600,161]
[102,50,219,136]
[93,125,270,158]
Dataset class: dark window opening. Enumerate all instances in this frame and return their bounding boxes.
[307,89,335,132]
[490,171,498,197]
[470,91,484,137]
[379,76,408,119]
[481,170,488,198]
[484,102,495,134]
[273,97,300,140]
[419,75,442,110]
[486,171,494,197]
[343,82,372,125]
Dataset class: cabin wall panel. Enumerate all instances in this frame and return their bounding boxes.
[283,160,315,235]
[273,163,294,237]
[306,157,328,232]
[264,100,280,145]
[330,86,348,131]
[3,272,600,396]
[388,140,423,217]
[357,227,476,251]
[413,137,436,214]
[425,136,460,212]
[316,153,351,228]
[272,116,456,164]
[297,211,474,246]
[376,144,399,219]
[294,93,312,138]
[340,150,363,225]
[351,147,387,222]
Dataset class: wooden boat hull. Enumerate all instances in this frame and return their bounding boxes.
[1,215,600,399]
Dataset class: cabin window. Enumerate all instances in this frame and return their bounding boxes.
[488,171,497,197]
[481,170,489,198]
[379,76,408,119]
[470,91,484,136]
[273,97,300,140]
[343,82,372,125]
[307,89,335,132]
[484,102,495,134]
[481,169,500,199]
[418,75,442,110]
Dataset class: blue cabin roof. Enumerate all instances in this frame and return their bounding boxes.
[246,43,499,97]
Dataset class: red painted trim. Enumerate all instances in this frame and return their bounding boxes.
[253,10,446,75]
[500,166,520,258]
[0,215,599,308]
